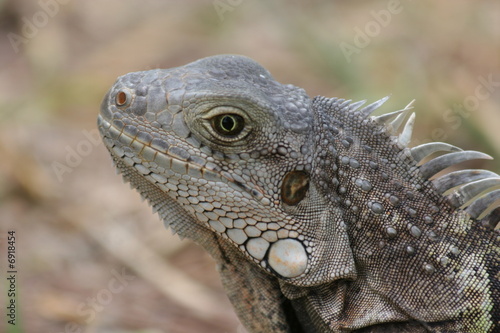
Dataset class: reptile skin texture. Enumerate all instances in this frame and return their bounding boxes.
[98,55,500,332]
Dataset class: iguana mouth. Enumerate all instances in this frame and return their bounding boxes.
[98,114,270,206]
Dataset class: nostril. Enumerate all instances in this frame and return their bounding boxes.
[116,91,128,106]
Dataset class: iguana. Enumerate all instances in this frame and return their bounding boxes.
[98,55,500,332]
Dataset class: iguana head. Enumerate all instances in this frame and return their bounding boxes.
[98,55,500,291]
[98,55,352,285]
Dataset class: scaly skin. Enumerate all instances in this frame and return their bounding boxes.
[98,55,500,332]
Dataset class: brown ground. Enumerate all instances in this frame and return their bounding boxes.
[0,1,499,332]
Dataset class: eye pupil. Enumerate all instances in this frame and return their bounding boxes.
[116,91,127,106]
[212,114,245,137]
[221,115,236,131]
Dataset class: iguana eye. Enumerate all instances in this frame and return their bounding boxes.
[211,114,245,137]
[194,106,252,147]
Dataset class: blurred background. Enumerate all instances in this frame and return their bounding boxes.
[0,1,499,332]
